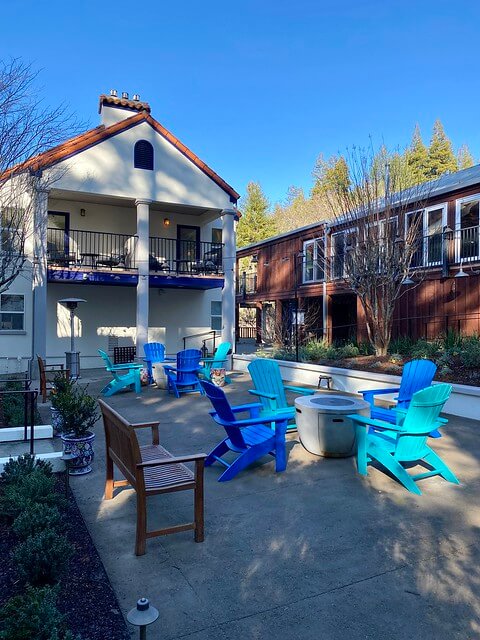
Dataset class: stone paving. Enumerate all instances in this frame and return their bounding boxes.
[56,371,480,639]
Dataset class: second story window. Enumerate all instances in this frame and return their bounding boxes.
[134,140,154,170]
[303,239,324,283]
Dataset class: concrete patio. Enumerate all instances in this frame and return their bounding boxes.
[65,371,479,639]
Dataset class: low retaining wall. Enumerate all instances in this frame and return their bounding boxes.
[233,355,480,421]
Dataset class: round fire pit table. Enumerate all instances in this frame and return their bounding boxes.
[294,394,370,458]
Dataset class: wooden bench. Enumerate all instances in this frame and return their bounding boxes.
[98,399,206,556]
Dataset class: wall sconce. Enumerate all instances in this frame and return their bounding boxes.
[80,208,86,217]
[163,218,170,227]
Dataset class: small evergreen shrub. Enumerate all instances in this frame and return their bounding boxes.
[388,336,416,356]
[1,454,53,485]
[54,383,99,438]
[13,528,73,586]
[459,337,480,369]
[410,339,443,360]
[0,381,42,427]
[13,504,63,540]
[338,342,360,358]
[0,470,61,520]
[0,585,78,640]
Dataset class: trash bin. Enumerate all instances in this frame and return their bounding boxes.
[65,351,80,379]
[152,363,168,389]
[294,394,370,458]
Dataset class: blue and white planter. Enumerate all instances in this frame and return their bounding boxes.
[51,408,63,436]
[61,431,96,475]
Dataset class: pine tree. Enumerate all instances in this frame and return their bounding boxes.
[236,182,277,248]
[311,155,350,198]
[405,124,429,185]
[426,120,458,178]
[457,144,475,170]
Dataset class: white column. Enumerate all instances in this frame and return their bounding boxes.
[135,199,151,357]
[221,208,236,354]
[32,186,49,366]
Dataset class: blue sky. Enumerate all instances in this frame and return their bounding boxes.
[2,0,480,206]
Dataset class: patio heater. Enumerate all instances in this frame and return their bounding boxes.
[58,298,86,379]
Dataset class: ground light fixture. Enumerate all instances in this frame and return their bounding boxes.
[127,598,159,639]
[58,298,86,378]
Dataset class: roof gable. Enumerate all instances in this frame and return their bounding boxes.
[6,111,239,201]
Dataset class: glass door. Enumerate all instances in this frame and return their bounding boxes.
[458,198,479,262]
[424,206,445,266]
[47,212,70,259]
[177,225,200,272]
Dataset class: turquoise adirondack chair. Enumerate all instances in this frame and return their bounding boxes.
[200,380,289,481]
[349,384,459,495]
[163,349,204,398]
[143,342,175,384]
[98,349,142,397]
[360,359,440,436]
[248,358,316,430]
[198,341,231,383]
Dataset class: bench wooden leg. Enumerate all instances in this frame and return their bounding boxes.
[135,492,147,556]
[194,460,205,543]
[105,455,114,500]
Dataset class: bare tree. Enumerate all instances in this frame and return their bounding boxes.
[324,145,433,356]
[0,58,81,294]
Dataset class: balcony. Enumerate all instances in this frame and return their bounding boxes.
[46,228,224,289]
[236,273,257,297]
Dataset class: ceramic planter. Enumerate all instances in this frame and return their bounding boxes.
[61,431,96,475]
[51,408,63,436]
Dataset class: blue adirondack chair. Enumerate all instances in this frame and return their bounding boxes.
[360,359,441,437]
[163,349,204,398]
[248,358,316,430]
[349,384,459,495]
[198,341,231,383]
[200,380,289,481]
[98,349,142,397]
[143,342,175,384]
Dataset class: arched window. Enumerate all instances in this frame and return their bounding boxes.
[134,140,154,170]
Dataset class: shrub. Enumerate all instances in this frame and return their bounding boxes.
[1,454,52,486]
[459,337,480,369]
[271,347,297,361]
[443,329,464,351]
[13,504,63,540]
[50,376,76,411]
[54,384,99,438]
[388,336,416,356]
[0,470,61,520]
[410,339,443,361]
[13,528,73,586]
[338,343,360,358]
[0,381,42,427]
[299,339,330,362]
[0,585,77,640]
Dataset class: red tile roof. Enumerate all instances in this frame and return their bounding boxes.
[4,111,239,201]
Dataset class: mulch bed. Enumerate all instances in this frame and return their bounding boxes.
[0,477,130,640]
[313,355,480,387]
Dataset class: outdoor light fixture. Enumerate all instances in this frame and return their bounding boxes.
[251,255,258,264]
[401,276,414,286]
[80,208,86,217]
[58,298,86,379]
[163,217,170,227]
[127,598,159,639]
[455,261,469,278]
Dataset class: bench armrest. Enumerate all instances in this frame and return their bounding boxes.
[129,420,160,445]
[138,453,207,468]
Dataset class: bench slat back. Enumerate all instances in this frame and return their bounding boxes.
[98,399,142,489]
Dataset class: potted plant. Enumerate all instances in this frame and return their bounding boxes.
[55,383,100,475]
[50,375,75,435]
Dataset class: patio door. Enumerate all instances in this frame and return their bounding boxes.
[47,212,70,257]
[457,196,480,262]
[177,225,200,270]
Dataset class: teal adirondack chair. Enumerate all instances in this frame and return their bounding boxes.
[199,341,231,383]
[98,349,142,397]
[247,358,316,430]
[360,359,440,437]
[348,384,459,495]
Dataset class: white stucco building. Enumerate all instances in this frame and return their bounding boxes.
[0,91,239,373]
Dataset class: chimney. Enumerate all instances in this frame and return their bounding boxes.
[98,91,151,126]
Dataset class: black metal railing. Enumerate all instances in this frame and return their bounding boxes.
[47,228,137,269]
[183,330,220,354]
[0,382,37,456]
[149,237,224,275]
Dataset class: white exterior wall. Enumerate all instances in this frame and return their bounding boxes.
[52,121,232,210]
[46,284,222,367]
[0,262,34,373]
